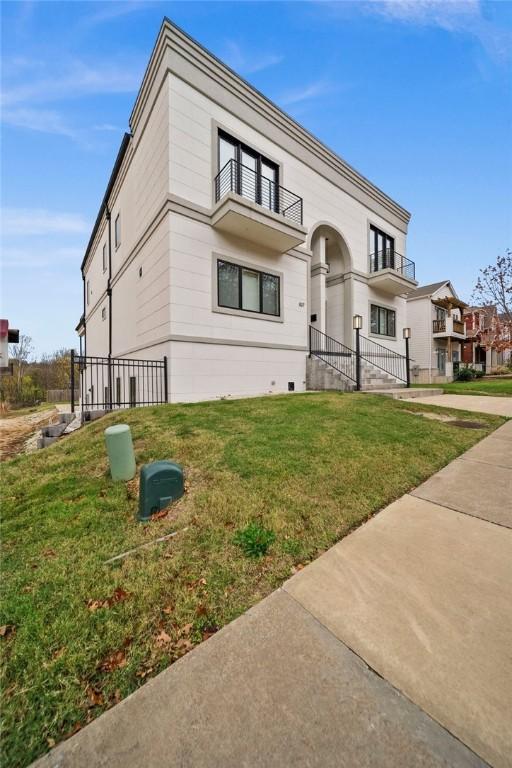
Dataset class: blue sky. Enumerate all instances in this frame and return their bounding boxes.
[1,0,511,355]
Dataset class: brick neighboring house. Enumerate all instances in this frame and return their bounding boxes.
[462,306,512,371]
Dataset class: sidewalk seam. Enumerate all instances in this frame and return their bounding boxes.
[280,588,491,768]
[408,492,512,531]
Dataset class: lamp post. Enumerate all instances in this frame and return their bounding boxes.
[403,327,411,388]
[353,314,363,391]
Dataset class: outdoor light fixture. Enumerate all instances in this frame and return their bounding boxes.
[353,314,363,330]
[403,327,411,339]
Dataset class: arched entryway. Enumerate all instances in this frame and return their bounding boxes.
[309,223,353,348]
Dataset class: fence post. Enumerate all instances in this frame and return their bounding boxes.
[355,327,361,391]
[163,356,169,403]
[308,325,312,358]
[108,355,113,411]
[70,349,75,413]
[405,336,411,388]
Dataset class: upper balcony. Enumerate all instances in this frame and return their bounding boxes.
[367,249,417,296]
[433,317,465,339]
[212,159,307,253]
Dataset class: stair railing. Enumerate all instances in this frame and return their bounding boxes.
[309,326,357,385]
[358,334,408,384]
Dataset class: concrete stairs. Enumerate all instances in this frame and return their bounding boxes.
[307,357,407,393]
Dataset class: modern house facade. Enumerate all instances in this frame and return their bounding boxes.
[78,18,418,406]
[406,281,467,383]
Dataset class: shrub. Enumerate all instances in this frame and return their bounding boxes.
[233,522,276,558]
[457,367,474,381]
[473,368,485,378]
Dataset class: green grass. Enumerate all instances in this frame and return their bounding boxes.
[413,379,512,396]
[0,393,505,767]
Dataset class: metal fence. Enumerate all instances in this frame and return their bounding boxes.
[368,249,416,281]
[214,158,303,225]
[71,351,168,413]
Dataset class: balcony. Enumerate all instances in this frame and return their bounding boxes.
[367,249,417,296]
[212,158,307,253]
[433,317,465,338]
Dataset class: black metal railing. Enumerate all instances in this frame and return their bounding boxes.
[214,158,303,225]
[358,334,408,383]
[369,249,416,281]
[309,326,357,384]
[71,351,168,413]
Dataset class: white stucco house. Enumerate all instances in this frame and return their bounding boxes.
[77,18,419,408]
[406,281,467,383]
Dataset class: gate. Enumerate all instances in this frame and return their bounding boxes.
[71,351,168,413]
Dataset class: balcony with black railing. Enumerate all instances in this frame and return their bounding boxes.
[367,248,417,295]
[212,158,307,252]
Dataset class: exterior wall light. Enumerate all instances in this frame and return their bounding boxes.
[403,327,411,339]
[353,314,363,330]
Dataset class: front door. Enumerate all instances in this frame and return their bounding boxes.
[436,347,446,375]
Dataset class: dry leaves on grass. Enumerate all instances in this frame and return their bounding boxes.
[0,625,15,638]
[99,649,128,673]
[87,587,130,612]
[86,685,104,707]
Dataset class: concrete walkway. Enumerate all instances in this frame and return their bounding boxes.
[408,393,512,417]
[34,421,512,768]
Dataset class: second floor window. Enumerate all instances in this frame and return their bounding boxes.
[370,304,396,337]
[115,214,121,249]
[370,225,394,271]
[218,131,279,212]
[217,259,280,317]
[102,243,107,272]
[86,280,90,306]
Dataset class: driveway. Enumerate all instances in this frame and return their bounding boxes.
[409,393,512,417]
[33,421,512,768]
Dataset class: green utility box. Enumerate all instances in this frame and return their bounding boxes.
[138,460,184,521]
[104,424,136,482]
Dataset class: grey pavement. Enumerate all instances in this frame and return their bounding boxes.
[33,421,512,768]
[408,394,512,417]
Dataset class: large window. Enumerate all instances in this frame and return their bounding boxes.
[370,304,396,337]
[370,225,394,271]
[217,259,280,317]
[218,131,278,212]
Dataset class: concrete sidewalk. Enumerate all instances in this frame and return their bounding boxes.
[34,421,512,768]
[407,394,512,417]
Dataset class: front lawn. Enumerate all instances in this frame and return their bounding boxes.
[0,393,504,767]
[414,379,512,396]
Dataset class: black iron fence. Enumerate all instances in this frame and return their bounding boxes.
[214,158,303,225]
[309,326,357,384]
[309,326,410,389]
[369,249,416,281]
[358,334,408,384]
[71,351,168,413]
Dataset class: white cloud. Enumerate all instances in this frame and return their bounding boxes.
[93,123,121,132]
[1,107,79,139]
[359,0,512,61]
[1,58,142,107]
[278,80,338,106]
[81,0,154,28]
[221,40,284,75]
[2,208,88,237]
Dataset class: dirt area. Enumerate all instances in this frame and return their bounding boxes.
[0,408,59,461]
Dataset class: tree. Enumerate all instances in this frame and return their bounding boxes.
[472,249,512,322]
[470,251,512,363]
[8,334,35,402]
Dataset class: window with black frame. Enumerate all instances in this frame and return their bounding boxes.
[370,304,396,337]
[217,259,280,317]
[370,225,394,272]
[218,131,279,213]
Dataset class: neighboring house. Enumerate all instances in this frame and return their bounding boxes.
[463,306,512,371]
[406,281,467,383]
[78,18,418,406]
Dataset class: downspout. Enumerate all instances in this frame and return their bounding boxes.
[82,272,87,357]
[106,206,113,410]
